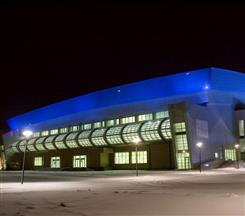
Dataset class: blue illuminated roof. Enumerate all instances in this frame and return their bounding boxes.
[7,67,245,131]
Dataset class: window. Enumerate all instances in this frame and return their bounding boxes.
[27,138,38,152]
[161,119,172,139]
[60,127,68,134]
[140,120,161,141]
[214,152,219,159]
[50,129,58,135]
[41,130,49,136]
[155,111,169,119]
[239,120,244,136]
[121,116,135,124]
[33,132,40,138]
[78,130,93,147]
[175,134,188,150]
[106,119,115,127]
[138,113,153,122]
[94,122,102,128]
[73,155,87,168]
[54,134,67,149]
[106,126,124,144]
[34,157,43,166]
[51,156,60,168]
[131,151,147,164]
[83,124,92,130]
[176,152,191,169]
[224,149,236,161]
[122,123,141,143]
[71,126,79,132]
[91,128,107,146]
[44,135,57,150]
[115,119,120,125]
[174,122,186,133]
[35,137,47,151]
[114,152,129,164]
[66,132,79,148]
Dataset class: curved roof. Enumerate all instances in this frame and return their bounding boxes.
[7,67,245,131]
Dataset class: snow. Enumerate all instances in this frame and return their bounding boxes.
[1,168,245,216]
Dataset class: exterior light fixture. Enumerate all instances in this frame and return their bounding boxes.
[21,130,33,184]
[234,144,240,169]
[204,84,209,90]
[133,137,141,176]
[196,142,203,173]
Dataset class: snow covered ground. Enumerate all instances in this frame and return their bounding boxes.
[0,168,245,216]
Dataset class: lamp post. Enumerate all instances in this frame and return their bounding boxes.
[133,138,141,176]
[196,142,203,173]
[234,144,240,169]
[21,130,33,184]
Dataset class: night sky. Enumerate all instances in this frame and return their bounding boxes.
[1,2,245,134]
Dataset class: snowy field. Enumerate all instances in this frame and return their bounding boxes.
[0,168,245,216]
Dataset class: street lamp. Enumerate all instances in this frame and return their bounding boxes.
[21,130,33,184]
[234,144,240,169]
[133,137,141,176]
[196,142,203,173]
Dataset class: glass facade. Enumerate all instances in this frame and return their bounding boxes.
[33,132,40,138]
[138,113,153,122]
[174,122,186,133]
[78,130,93,147]
[141,120,161,141]
[73,155,87,168]
[54,134,67,149]
[175,134,188,151]
[41,130,49,136]
[66,132,79,148]
[83,124,92,130]
[121,116,135,124]
[11,141,20,153]
[131,151,147,164]
[224,149,236,161]
[176,151,191,169]
[114,152,129,164]
[27,138,37,152]
[122,123,141,143]
[44,135,57,150]
[50,129,58,135]
[106,119,115,127]
[161,119,172,139]
[34,157,43,166]
[35,137,47,151]
[60,127,68,133]
[106,126,124,144]
[239,120,244,136]
[18,140,27,152]
[94,122,102,128]
[91,128,108,146]
[155,111,169,119]
[51,156,60,168]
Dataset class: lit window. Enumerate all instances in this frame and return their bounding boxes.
[106,119,115,127]
[140,120,161,141]
[131,151,147,164]
[114,152,129,164]
[176,152,191,169]
[224,149,236,161]
[94,122,102,128]
[51,156,60,168]
[121,116,136,124]
[138,113,153,122]
[174,122,186,133]
[239,120,244,136]
[73,155,87,168]
[214,152,219,159]
[71,126,79,132]
[115,119,120,125]
[175,134,188,150]
[83,124,92,130]
[33,132,40,138]
[66,132,79,148]
[155,111,169,119]
[34,157,43,166]
[50,129,58,135]
[106,126,124,144]
[122,123,141,143]
[41,130,49,136]
[60,128,68,134]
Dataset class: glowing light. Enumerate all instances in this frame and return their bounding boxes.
[196,142,203,148]
[234,144,240,149]
[204,84,209,90]
[22,130,33,138]
[133,137,141,144]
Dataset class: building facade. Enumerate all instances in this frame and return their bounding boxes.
[2,67,245,170]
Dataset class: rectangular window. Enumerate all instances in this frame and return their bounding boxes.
[41,130,49,136]
[115,119,120,125]
[34,157,43,166]
[51,156,60,168]
[121,116,135,124]
[131,151,147,164]
[174,122,186,133]
[73,155,87,168]
[138,113,153,122]
[239,120,244,136]
[50,129,58,135]
[60,127,68,133]
[106,119,115,127]
[176,152,191,169]
[224,149,236,161]
[114,152,130,164]
[175,134,188,150]
[33,132,40,138]
[94,122,102,128]
[214,152,219,159]
[155,111,169,119]
[71,126,79,132]
[84,124,92,130]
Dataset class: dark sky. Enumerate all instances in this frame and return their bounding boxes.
[1,2,245,133]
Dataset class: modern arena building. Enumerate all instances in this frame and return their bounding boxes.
[2,67,245,171]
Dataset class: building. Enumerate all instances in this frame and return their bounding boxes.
[2,67,245,171]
